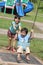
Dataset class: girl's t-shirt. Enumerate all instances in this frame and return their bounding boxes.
[9,21,21,34]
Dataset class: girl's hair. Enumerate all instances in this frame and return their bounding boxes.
[21,28,28,34]
[14,15,20,20]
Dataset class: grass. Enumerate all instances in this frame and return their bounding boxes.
[0,18,43,33]
[0,10,43,22]
[30,38,43,60]
[0,34,43,60]
[0,18,11,29]
[0,12,14,18]
[0,35,8,48]
[0,0,2,1]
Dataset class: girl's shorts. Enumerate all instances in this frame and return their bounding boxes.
[7,30,16,38]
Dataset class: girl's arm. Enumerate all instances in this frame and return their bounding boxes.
[16,23,21,34]
[12,22,16,29]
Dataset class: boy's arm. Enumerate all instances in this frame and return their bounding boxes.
[30,29,34,39]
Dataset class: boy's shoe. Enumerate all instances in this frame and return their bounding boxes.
[26,57,30,61]
[17,56,22,63]
[26,58,30,61]
[25,57,30,63]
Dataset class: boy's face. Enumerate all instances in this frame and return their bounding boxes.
[14,18,20,24]
[21,31,26,37]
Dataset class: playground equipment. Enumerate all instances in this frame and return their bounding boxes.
[0,1,5,12]
[0,0,34,16]
[16,3,24,17]
[15,0,34,16]
[4,0,14,14]
[15,0,24,16]
[23,2,34,15]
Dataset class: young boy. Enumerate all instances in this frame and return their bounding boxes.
[17,28,34,61]
[7,15,21,52]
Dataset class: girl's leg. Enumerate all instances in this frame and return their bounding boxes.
[12,38,16,52]
[7,37,12,50]
[12,34,17,52]
[7,30,12,50]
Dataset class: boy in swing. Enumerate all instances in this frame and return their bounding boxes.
[17,28,34,61]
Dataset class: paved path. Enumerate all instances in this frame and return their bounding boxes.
[0,16,43,31]
[0,29,43,39]
[22,20,43,31]
[0,48,43,65]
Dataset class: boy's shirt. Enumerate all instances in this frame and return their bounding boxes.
[9,21,21,34]
[17,34,30,50]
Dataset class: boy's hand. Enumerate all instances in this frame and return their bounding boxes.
[31,29,34,33]
[30,29,34,38]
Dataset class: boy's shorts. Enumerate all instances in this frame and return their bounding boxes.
[17,46,30,54]
[7,30,16,38]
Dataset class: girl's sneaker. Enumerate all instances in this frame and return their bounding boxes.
[11,48,16,52]
[7,46,11,50]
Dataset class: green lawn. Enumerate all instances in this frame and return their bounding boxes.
[0,34,43,60]
[0,18,43,33]
[0,0,2,1]
[30,38,43,60]
[0,35,8,48]
[0,11,43,22]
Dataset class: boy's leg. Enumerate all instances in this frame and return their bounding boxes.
[17,53,21,61]
[25,47,30,60]
[17,46,23,60]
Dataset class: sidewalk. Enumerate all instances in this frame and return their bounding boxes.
[22,19,43,31]
[0,29,43,39]
[0,48,43,65]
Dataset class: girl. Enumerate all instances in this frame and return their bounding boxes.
[7,15,21,52]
